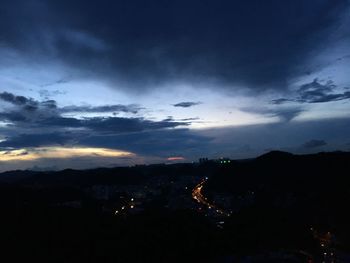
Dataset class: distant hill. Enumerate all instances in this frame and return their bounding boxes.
[0,167,151,186]
[1,151,349,187]
[0,162,204,187]
[0,170,39,184]
[205,150,350,195]
[256,150,294,160]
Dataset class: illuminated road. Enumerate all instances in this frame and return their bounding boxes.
[192,179,339,261]
[192,177,231,217]
[114,197,135,215]
[310,227,338,263]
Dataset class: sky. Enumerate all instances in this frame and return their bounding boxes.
[0,0,350,171]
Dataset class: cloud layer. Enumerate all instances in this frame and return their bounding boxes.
[272,79,350,104]
[1,0,349,91]
[0,92,188,135]
[1,1,350,171]
[173,102,202,108]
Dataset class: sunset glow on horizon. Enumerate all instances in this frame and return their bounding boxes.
[167,157,185,161]
[0,147,135,162]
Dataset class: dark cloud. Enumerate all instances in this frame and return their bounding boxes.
[302,139,327,149]
[0,150,28,156]
[60,104,141,114]
[0,133,73,148]
[240,106,304,122]
[1,92,140,118]
[36,116,188,133]
[0,92,142,121]
[305,92,350,103]
[275,109,304,122]
[0,92,58,114]
[0,93,58,124]
[0,109,188,135]
[178,117,200,121]
[272,79,350,104]
[0,92,189,136]
[41,100,57,109]
[0,92,35,106]
[173,102,202,108]
[89,117,187,133]
[270,98,292,105]
[297,79,350,103]
[1,0,348,91]
[0,128,211,159]
[79,129,213,157]
[0,112,27,122]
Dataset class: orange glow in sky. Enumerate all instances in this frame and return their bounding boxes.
[0,147,135,162]
[167,156,185,161]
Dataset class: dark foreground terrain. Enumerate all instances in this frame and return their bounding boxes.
[1,151,350,262]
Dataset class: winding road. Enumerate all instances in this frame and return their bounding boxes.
[192,177,231,217]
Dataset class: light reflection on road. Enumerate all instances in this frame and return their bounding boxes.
[192,177,231,217]
[192,178,340,261]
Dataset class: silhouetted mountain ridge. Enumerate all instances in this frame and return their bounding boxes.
[257,150,294,160]
[1,151,349,187]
